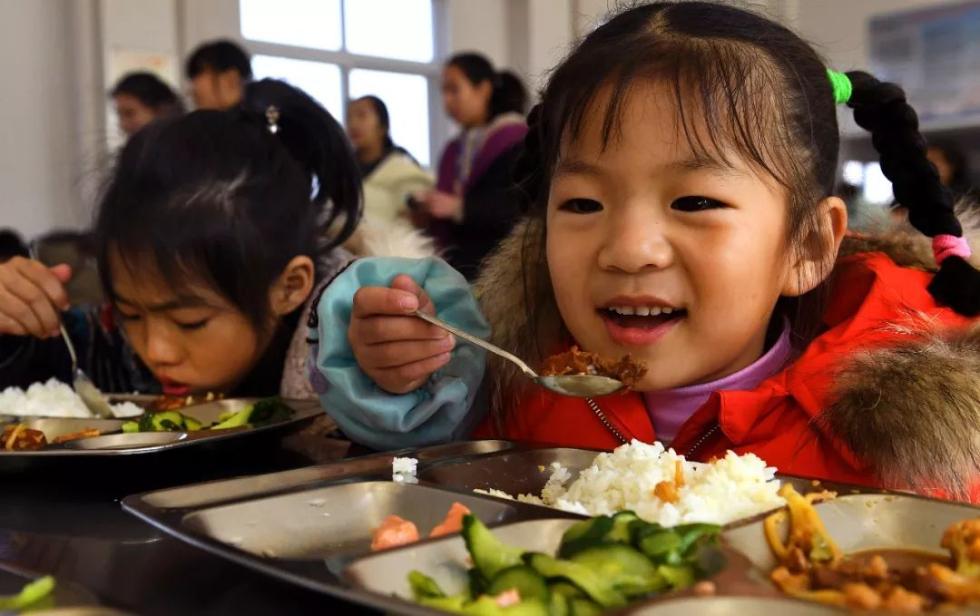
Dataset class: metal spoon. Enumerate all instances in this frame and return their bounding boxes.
[413,310,625,398]
[29,244,114,418]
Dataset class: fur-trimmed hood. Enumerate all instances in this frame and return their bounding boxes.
[474,215,980,497]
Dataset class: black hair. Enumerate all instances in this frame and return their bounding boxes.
[844,72,980,314]
[512,0,980,336]
[353,95,394,151]
[928,141,970,192]
[185,39,253,80]
[447,53,528,120]
[110,72,185,116]
[94,78,361,330]
[0,229,28,262]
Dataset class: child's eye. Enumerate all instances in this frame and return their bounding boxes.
[559,198,603,214]
[175,319,210,331]
[671,196,727,212]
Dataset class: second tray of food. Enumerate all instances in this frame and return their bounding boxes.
[122,439,980,615]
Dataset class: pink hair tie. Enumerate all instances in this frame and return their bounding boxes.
[933,234,972,265]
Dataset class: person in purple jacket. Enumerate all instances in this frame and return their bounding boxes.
[411,53,528,280]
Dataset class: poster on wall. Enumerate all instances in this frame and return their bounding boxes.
[869,1,980,128]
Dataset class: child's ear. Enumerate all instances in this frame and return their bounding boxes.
[269,256,315,316]
[781,196,848,297]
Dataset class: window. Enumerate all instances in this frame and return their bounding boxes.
[251,55,343,122]
[240,0,442,167]
[348,69,430,166]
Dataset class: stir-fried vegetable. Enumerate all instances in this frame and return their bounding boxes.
[767,485,980,612]
[121,397,294,433]
[0,575,55,611]
[408,514,723,614]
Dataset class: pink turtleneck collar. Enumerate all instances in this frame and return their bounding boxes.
[642,319,794,444]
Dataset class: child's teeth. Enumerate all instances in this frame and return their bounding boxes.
[662,307,673,315]
[650,307,662,316]
[618,306,635,316]
[634,306,650,316]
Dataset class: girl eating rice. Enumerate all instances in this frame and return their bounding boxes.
[0,79,362,400]
[313,2,980,501]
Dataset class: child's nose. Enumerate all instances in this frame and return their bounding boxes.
[142,324,182,366]
[597,207,674,273]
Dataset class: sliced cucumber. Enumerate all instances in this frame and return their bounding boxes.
[409,570,445,599]
[557,516,614,558]
[568,544,665,598]
[463,515,525,580]
[524,553,625,608]
[485,566,549,602]
[567,597,603,616]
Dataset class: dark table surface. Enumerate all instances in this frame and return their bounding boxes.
[0,422,385,615]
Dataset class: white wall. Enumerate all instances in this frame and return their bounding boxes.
[0,0,85,238]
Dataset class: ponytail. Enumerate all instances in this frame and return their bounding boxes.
[837,70,980,316]
[96,78,362,329]
[448,53,528,121]
[243,79,362,248]
[491,70,528,118]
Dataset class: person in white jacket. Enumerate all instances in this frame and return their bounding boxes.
[345,96,434,258]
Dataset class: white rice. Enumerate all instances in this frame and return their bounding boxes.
[479,440,784,527]
[0,378,146,419]
[392,456,419,484]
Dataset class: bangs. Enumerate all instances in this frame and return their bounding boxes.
[97,173,294,328]
[551,37,805,199]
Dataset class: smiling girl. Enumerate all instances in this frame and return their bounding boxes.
[313,2,980,501]
[0,79,361,399]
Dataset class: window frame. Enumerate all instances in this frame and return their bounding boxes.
[237,0,450,169]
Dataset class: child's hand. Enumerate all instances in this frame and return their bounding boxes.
[349,274,456,394]
[0,257,72,338]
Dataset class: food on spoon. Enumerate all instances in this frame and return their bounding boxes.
[407,514,724,614]
[0,378,141,418]
[766,484,980,611]
[541,346,647,389]
[430,502,473,538]
[0,575,55,611]
[51,428,102,444]
[474,440,784,527]
[371,515,420,552]
[2,424,47,451]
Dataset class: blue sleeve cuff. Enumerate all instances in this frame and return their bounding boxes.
[308,257,490,450]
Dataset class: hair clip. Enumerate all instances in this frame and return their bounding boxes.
[266,105,280,134]
[827,69,852,105]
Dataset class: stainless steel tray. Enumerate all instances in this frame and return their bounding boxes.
[122,441,578,614]
[0,398,322,462]
[625,596,842,615]
[123,441,980,614]
[723,492,980,573]
[420,446,870,506]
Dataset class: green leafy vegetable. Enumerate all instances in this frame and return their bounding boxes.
[0,575,55,611]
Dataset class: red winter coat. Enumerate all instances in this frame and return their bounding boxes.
[474,250,980,503]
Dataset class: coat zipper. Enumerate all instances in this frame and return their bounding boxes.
[585,398,628,444]
[586,397,719,456]
[683,423,720,458]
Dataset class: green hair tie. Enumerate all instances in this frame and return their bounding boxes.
[827,69,852,105]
